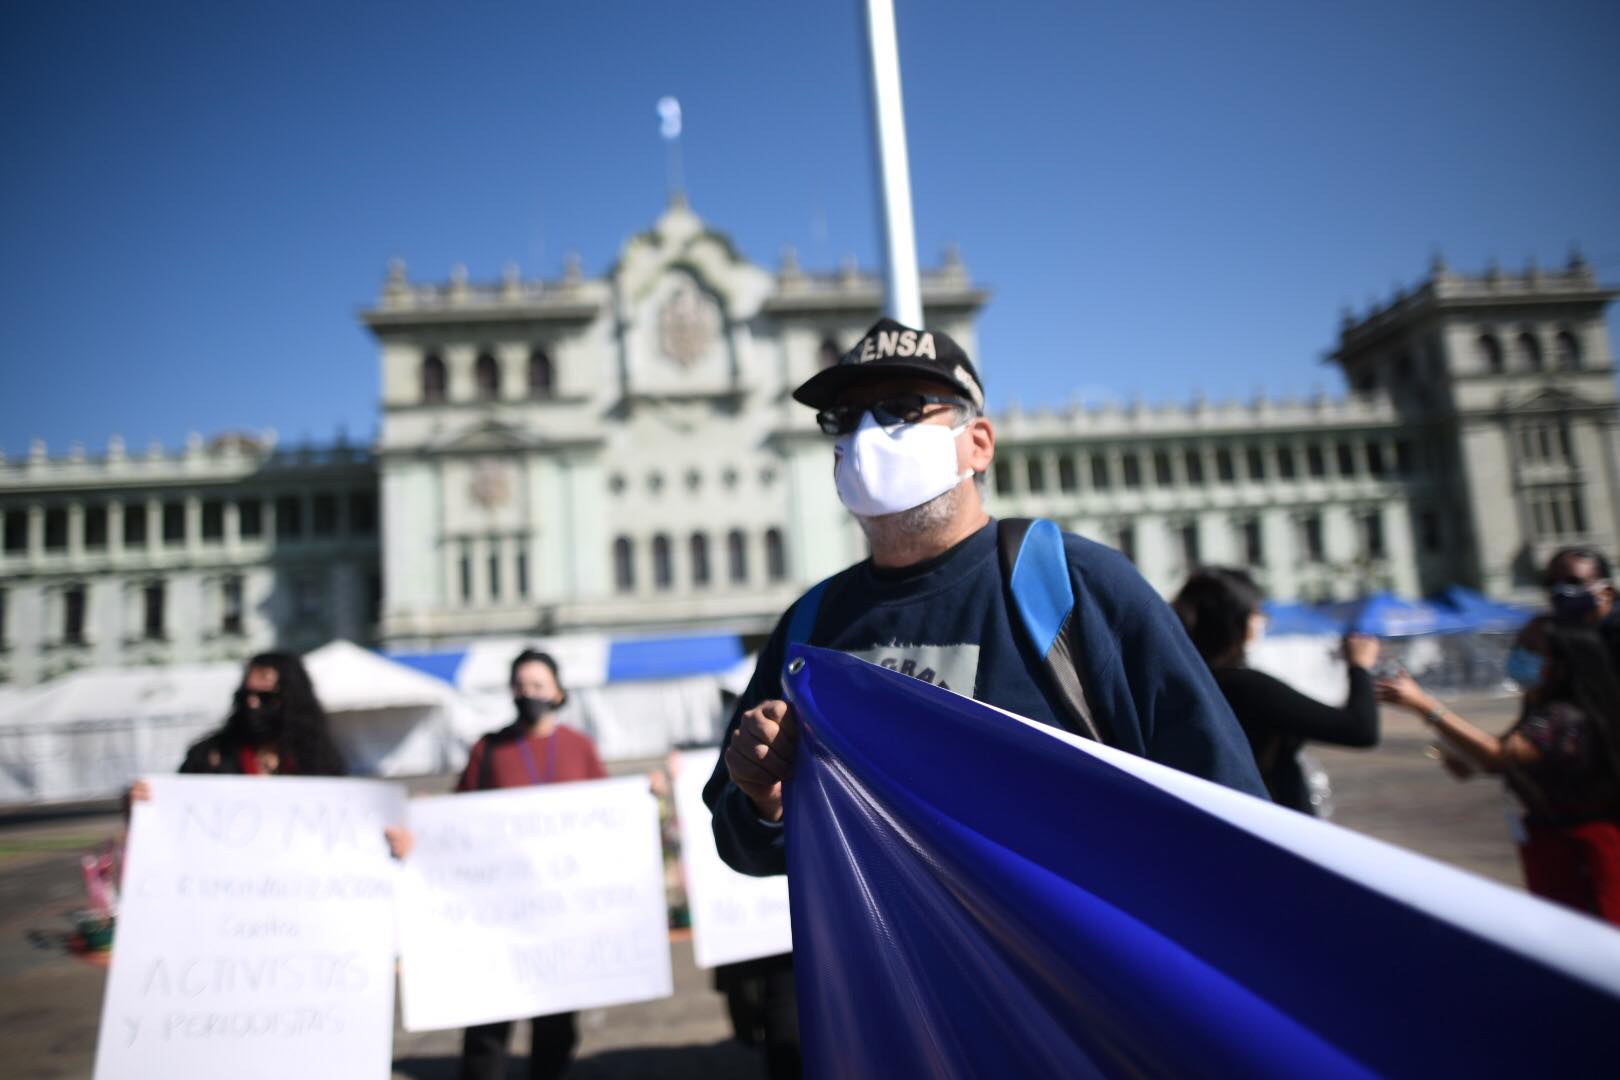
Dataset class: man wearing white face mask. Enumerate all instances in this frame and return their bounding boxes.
[704,318,1266,881]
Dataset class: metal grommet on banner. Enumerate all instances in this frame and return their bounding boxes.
[786,657,805,675]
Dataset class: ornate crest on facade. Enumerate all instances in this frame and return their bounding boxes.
[469,460,512,509]
[657,278,721,368]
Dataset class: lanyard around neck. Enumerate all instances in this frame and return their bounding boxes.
[515,729,558,785]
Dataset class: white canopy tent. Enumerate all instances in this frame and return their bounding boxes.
[393,633,738,764]
[302,639,475,777]
[0,642,482,806]
[0,661,242,805]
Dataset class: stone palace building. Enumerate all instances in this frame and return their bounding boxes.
[1,198,1616,686]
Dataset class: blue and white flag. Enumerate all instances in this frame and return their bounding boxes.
[780,644,1620,1079]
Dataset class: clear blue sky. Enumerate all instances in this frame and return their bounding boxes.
[3,1,1618,457]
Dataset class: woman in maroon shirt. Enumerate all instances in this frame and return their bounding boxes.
[455,649,607,793]
[394,649,607,1080]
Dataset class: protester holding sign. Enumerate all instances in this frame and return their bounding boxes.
[395,648,608,1080]
[127,653,347,809]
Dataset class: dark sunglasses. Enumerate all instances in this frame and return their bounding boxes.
[816,393,971,436]
[236,687,283,705]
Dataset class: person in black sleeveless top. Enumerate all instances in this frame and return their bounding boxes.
[1172,567,1381,813]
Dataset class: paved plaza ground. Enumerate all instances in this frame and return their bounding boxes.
[0,695,1532,1078]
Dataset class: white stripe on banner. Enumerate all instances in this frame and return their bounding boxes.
[991,702,1620,996]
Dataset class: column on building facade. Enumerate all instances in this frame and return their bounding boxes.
[498,342,528,403]
[381,460,442,623]
[300,490,316,551]
[473,534,495,607]
[1576,416,1620,550]
[185,495,202,555]
[1042,448,1063,505]
[27,504,43,561]
[444,344,477,403]
[144,500,161,557]
[1382,500,1420,596]
[67,501,85,560]
[107,501,124,561]
[1320,504,1359,599]
[1456,418,1518,595]
[526,454,587,603]
[500,531,521,604]
[328,562,357,641]
[224,499,240,552]
[1258,507,1296,599]
[42,587,61,648]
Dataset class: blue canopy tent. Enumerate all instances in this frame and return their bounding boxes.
[1319,592,1470,637]
[388,632,745,689]
[386,632,749,762]
[1260,600,1343,636]
[1431,586,1536,633]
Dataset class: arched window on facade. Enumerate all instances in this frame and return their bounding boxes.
[727,529,748,584]
[613,536,635,593]
[475,351,501,400]
[421,352,447,403]
[689,533,710,587]
[528,348,554,398]
[1516,332,1544,372]
[1555,330,1582,370]
[818,338,842,368]
[1477,334,1504,375]
[652,534,673,590]
[764,528,787,582]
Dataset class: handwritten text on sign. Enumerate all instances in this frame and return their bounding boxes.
[674,749,792,969]
[398,776,672,1031]
[93,775,404,1080]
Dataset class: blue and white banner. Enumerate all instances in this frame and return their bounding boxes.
[780,645,1620,1079]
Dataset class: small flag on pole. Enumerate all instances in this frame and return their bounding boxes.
[657,96,682,141]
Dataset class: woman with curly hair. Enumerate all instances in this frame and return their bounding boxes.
[176,651,348,777]
[128,652,347,804]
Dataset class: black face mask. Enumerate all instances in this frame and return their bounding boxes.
[1550,584,1599,623]
[514,696,556,727]
[234,690,284,744]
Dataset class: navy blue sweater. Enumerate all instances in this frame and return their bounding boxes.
[704,520,1267,876]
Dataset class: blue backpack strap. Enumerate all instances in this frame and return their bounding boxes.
[786,576,834,648]
[1005,518,1074,658]
[998,518,1108,744]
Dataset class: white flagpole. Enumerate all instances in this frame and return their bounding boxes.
[657,96,685,201]
[862,0,923,326]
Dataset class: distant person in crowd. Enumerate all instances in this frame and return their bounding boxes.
[1172,567,1381,814]
[128,652,347,805]
[1377,621,1620,926]
[1543,547,1619,669]
[1544,547,1615,628]
[391,649,607,1080]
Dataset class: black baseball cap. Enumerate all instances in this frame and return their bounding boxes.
[792,317,985,411]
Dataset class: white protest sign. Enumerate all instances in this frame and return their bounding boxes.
[397,776,672,1031]
[673,748,792,969]
[94,775,405,1080]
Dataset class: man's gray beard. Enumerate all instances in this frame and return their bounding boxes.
[855,482,965,545]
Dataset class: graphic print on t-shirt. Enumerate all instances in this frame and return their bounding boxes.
[845,643,980,696]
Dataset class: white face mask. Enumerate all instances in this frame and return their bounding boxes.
[833,410,973,517]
